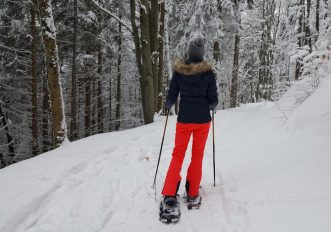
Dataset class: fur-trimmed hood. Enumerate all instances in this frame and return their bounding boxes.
[173,59,213,75]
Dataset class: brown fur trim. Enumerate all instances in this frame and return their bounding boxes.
[173,59,213,75]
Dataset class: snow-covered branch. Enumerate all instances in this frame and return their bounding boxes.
[90,0,133,34]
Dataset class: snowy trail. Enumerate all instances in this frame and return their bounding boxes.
[1,75,331,232]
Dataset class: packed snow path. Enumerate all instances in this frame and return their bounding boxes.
[1,76,331,232]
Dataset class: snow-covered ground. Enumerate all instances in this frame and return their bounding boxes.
[1,74,331,232]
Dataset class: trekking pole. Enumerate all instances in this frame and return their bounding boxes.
[212,110,216,186]
[152,110,170,197]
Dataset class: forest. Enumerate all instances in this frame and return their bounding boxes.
[0,0,330,168]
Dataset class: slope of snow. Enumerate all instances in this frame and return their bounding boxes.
[0,75,331,232]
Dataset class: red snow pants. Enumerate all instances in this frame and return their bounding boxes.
[162,122,210,197]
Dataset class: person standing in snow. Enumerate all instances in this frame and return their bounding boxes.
[161,34,218,207]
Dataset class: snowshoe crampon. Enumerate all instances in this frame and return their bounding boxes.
[159,197,180,223]
[186,196,202,210]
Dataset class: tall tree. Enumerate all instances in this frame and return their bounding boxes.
[0,102,15,166]
[31,0,39,155]
[42,71,52,152]
[230,34,240,107]
[37,0,66,147]
[150,0,159,111]
[295,0,304,80]
[116,12,122,131]
[85,67,91,137]
[139,0,155,123]
[305,0,312,53]
[157,2,166,112]
[97,47,104,133]
[316,0,320,41]
[230,0,241,108]
[70,0,78,141]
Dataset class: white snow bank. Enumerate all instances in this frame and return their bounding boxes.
[0,75,331,232]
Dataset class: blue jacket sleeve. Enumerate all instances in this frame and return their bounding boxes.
[165,72,179,109]
[207,71,218,109]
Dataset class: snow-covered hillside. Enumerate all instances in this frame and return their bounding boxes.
[1,74,331,232]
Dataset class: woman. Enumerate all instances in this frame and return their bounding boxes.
[161,35,218,208]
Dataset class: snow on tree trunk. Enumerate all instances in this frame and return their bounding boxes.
[38,0,67,147]
[157,2,166,113]
[150,0,160,111]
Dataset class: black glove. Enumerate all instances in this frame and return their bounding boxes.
[165,101,173,110]
[209,106,216,114]
[209,102,217,110]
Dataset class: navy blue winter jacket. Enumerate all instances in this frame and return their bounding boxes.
[165,59,218,123]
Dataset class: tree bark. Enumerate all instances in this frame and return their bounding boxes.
[140,0,155,123]
[91,76,97,135]
[306,0,312,53]
[42,68,52,152]
[0,103,15,166]
[97,49,103,133]
[38,0,66,147]
[70,0,78,141]
[85,73,91,137]
[150,0,159,110]
[316,0,320,41]
[157,2,165,112]
[295,0,304,80]
[129,0,144,101]
[230,34,240,108]
[31,0,38,156]
[109,69,112,131]
[116,13,122,131]
[213,41,220,63]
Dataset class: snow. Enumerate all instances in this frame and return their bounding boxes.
[44,2,57,40]
[1,74,331,231]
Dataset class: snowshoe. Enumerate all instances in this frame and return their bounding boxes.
[159,196,181,223]
[186,195,202,210]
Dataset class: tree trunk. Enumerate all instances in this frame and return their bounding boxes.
[31,0,38,156]
[70,0,78,141]
[213,41,220,63]
[316,0,320,41]
[295,0,304,80]
[257,0,267,101]
[91,76,97,135]
[109,69,112,131]
[97,49,103,133]
[42,69,52,152]
[306,0,312,53]
[38,0,66,147]
[129,0,144,108]
[116,14,122,131]
[150,0,159,110]
[230,34,240,108]
[140,0,155,123]
[0,103,15,166]
[157,2,165,112]
[85,73,91,137]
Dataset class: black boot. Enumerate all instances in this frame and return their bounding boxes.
[159,196,180,223]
